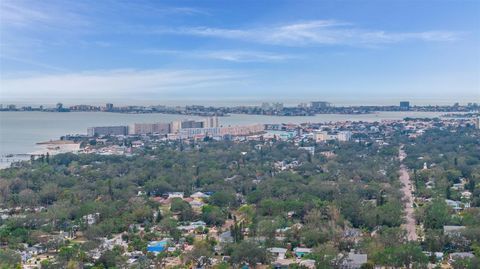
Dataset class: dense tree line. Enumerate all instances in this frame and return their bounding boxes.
[2,126,476,268]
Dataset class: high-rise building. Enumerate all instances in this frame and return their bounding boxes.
[261,102,271,110]
[203,116,219,128]
[272,102,284,111]
[311,101,331,109]
[130,123,170,135]
[181,120,204,129]
[400,101,410,110]
[56,103,63,111]
[298,103,309,108]
[170,119,216,133]
[170,121,182,134]
[179,127,221,138]
[87,126,128,136]
[474,117,480,130]
[156,123,171,134]
[70,105,99,111]
[106,103,114,111]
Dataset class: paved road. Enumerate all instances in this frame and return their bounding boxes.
[399,147,418,241]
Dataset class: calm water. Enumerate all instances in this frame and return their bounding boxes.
[0,111,444,157]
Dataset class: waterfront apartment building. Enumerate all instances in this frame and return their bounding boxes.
[170,120,182,134]
[179,127,222,138]
[105,103,114,111]
[130,123,170,135]
[220,124,264,136]
[203,116,219,128]
[87,126,128,136]
[400,101,410,110]
[272,102,284,111]
[70,105,100,111]
[181,120,204,129]
[311,101,331,109]
[178,124,265,139]
[87,117,262,139]
[171,119,211,133]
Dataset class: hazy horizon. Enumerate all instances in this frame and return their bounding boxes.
[1,96,479,108]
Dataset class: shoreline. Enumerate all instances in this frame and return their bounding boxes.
[36,140,78,145]
[0,142,82,170]
[0,111,459,170]
[1,110,477,115]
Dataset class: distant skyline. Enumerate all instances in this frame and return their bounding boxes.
[1,0,479,104]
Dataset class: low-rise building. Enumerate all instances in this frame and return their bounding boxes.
[267,247,288,260]
[314,131,352,142]
[443,225,466,236]
[293,247,312,257]
[449,252,475,263]
[166,192,184,199]
[190,192,210,199]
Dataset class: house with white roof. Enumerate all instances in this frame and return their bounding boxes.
[443,225,466,236]
[166,192,184,199]
[190,191,210,199]
[293,247,312,257]
[267,247,288,260]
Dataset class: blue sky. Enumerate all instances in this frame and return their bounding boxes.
[0,0,479,105]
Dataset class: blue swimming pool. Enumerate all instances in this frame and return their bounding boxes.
[147,240,167,252]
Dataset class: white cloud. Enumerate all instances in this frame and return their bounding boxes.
[0,69,247,100]
[160,20,459,46]
[141,6,209,16]
[0,0,89,30]
[0,1,51,27]
[202,50,294,62]
[138,49,295,62]
[104,1,209,17]
[0,1,207,55]
[0,1,206,31]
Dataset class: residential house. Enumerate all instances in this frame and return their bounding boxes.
[189,200,205,208]
[445,199,469,211]
[267,247,288,260]
[294,247,312,257]
[299,260,316,269]
[166,192,184,199]
[449,252,475,264]
[443,225,466,236]
[461,191,472,200]
[190,192,210,199]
